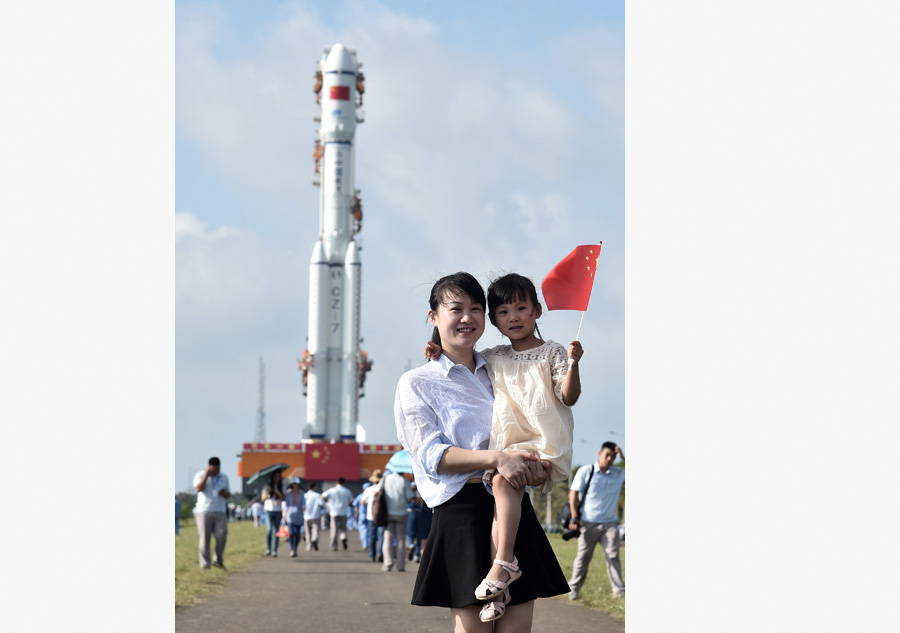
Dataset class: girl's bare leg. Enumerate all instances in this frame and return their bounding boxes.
[451,606,493,633]
[485,473,524,583]
[495,601,534,633]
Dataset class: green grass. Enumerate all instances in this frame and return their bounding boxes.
[175,518,269,607]
[176,519,624,620]
[549,535,625,621]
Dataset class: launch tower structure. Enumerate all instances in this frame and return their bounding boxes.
[255,356,266,443]
[300,44,371,442]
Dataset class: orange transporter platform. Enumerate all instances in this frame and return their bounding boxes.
[238,441,402,490]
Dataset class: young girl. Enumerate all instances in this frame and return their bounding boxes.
[425,272,583,622]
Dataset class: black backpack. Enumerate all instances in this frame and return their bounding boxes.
[559,465,595,528]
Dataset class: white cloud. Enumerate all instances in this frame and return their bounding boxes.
[175,212,239,242]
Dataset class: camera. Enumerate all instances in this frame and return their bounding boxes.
[562,528,581,541]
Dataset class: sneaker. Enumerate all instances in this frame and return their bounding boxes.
[612,591,624,600]
[312,542,318,551]
[272,551,278,557]
[407,545,415,561]
[568,589,579,601]
[290,550,297,558]
[381,564,392,572]
[377,554,383,562]
[265,551,271,556]
[342,538,348,550]
[212,561,226,569]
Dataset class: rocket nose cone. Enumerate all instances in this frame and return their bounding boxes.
[324,43,355,74]
[310,240,327,264]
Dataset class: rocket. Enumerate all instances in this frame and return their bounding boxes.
[301,44,370,441]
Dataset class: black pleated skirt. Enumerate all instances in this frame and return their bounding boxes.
[411,483,569,608]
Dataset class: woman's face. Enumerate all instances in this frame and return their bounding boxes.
[429,289,485,352]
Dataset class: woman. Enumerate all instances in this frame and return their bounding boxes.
[394,272,569,632]
[262,482,284,557]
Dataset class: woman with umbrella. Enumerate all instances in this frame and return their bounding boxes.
[251,466,286,557]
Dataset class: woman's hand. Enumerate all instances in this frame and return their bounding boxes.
[495,450,540,490]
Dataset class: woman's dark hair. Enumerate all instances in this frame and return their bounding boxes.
[487,273,543,339]
[428,272,486,345]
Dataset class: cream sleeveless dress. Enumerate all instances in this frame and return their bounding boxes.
[480,340,574,494]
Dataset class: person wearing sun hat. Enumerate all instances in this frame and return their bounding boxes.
[282,478,306,557]
[361,469,383,560]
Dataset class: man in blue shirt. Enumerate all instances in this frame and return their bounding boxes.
[566,442,625,600]
[193,456,231,569]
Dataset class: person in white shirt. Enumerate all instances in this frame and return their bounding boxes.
[250,500,262,527]
[262,483,284,557]
[394,272,568,632]
[303,482,325,551]
[193,457,231,569]
[380,470,415,572]
[321,477,354,551]
[360,470,384,561]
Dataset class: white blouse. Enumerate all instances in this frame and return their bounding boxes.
[394,353,494,508]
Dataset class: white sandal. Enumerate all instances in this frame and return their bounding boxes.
[474,557,522,601]
[479,588,511,622]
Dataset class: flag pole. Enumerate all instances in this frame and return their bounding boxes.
[569,311,587,369]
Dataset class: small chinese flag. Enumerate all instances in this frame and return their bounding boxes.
[330,85,350,101]
[541,243,602,311]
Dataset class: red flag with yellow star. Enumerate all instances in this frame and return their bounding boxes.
[305,442,361,480]
[541,243,601,311]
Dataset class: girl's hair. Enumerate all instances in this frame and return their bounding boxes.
[428,272,486,345]
[487,273,544,340]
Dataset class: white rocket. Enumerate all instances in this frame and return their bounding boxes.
[302,44,368,441]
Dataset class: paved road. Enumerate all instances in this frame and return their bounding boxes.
[175,544,624,633]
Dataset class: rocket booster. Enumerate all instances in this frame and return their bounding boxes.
[304,44,366,441]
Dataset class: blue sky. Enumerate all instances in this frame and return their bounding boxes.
[175,0,625,491]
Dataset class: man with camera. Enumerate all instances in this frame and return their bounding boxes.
[566,442,625,600]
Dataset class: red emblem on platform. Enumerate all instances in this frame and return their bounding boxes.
[305,442,360,480]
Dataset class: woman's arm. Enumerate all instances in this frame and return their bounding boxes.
[438,446,543,490]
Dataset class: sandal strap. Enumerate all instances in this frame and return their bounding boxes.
[492,557,519,571]
[479,589,511,622]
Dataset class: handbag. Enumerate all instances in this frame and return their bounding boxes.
[276,524,289,538]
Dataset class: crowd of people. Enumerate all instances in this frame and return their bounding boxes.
[186,463,439,570]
